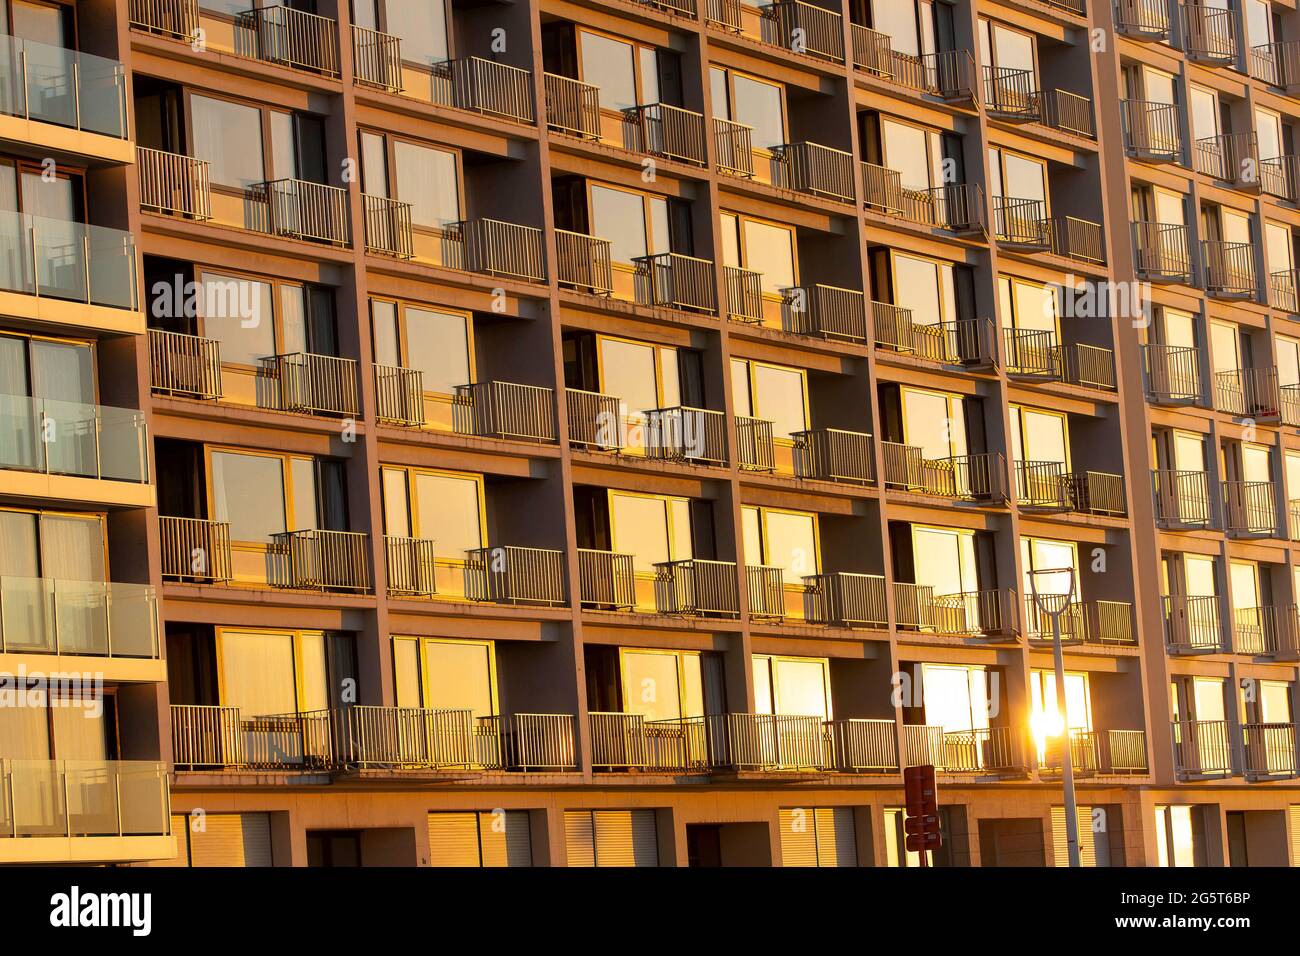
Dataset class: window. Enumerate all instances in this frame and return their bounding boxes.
[753,655,831,719]
[210,450,292,542]
[1154,805,1197,867]
[619,648,704,722]
[1209,320,1240,374]
[731,358,808,438]
[577,30,668,112]
[428,811,531,867]
[0,507,107,652]
[392,140,461,228]
[381,466,485,560]
[877,118,946,192]
[979,18,1036,76]
[742,506,819,585]
[589,183,670,265]
[911,525,979,601]
[607,491,692,573]
[197,271,335,376]
[370,298,473,403]
[597,335,680,416]
[1266,222,1294,278]
[217,627,330,717]
[191,94,264,189]
[1009,406,1069,467]
[1189,85,1219,142]
[998,275,1059,335]
[920,663,989,733]
[392,637,496,717]
[878,251,963,328]
[710,68,785,149]
[988,147,1046,207]
[901,387,967,462]
[1029,668,1092,761]
[719,213,796,295]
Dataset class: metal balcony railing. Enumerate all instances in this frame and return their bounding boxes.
[1214,366,1282,420]
[1232,605,1298,657]
[1143,343,1200,404]
[270,529,370,592]
[982,66,1039,120]
[792,428,874,484]
[453,382,557,443]
[1153,469,1212,527]
[252,178,350,246]
[1114,0,1170,38]
[762,1,845,63]
[1016,460,1070,510]
[653,559,740,617]
[746,565,785,620]
[159,516,232,583]
[1048,216,1106,265]
[0,576,158,659]
[893,182,985,233]
[235,5,339,77]
[622,103,707,166]
[992,197,1050,249]
[1122,100,1181,161]
[1101,729,1149,773]
[565,388,622,451]
[1201,240,1256,297]
[1181,3,1236,62]
[632,252,717,313]
[724,265,763,323]
[1270,269,1300,312]
[713,117,754,177]
[880,441,923,491]
[770,142,855,202]
[129,0,199,40]
[0,209,138,310]
[492,713,579,771]
[137,146,211,221]
[1024,599,1136,646]
[941,727,1024,774]
[1042,88,1094,137]
[780,284,867,341]
[1164,594,1225,652]
[451,219,547,282]
[555,229,613,296]
[384,535,438,597]
[705,713,830,771]
[921,453,1007,502]
[148,329,222,400]
[901,723,945,767]
[577,549,636,611]
[430,57,535,124]
[802,572,887,628]
[930,588,1019,640]
[873,307,996,367]
[1132,221,1191,282]
[464,546,566,606]
[1037,730,1101,777]
[1194,131,1258,185]
[1241,723,1298,779]
[1063,470,1127,515]
[588,712,706,773]
[361,194,414,259]
[705,0,740,31]
[860,160,903,216]
[1222,480,1277,536]
[351,24,401,91]
[266,352,358,417]
[0,394,148,482]
[0,759,169,838]
[373,364,424,426]
[643,406,728,465]
[0,33,127,138]
[825,718,898,772]
[543,73,600,139]
[1250,40,1300,90]
[852,33,978,102]
[1172,719,1234,778]
[735,416,776,471]
[297,706,485,770]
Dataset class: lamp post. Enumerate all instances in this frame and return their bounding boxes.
[1029,566,1080,868]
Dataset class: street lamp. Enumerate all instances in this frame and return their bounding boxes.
[1028,565,1081,868]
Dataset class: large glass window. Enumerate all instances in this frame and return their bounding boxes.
[621,649,704,722]
[880,119,944,192]
[1009,406,1069,466]
[393,141,460,228]
[720,214,796,294]
[608,492,691,572]
[210,451,288,542]
[891,253,957,326]
[590,184,669,265]
[901,387,967,461]
[920,663,989,732]
[742,507,818,584]
[199,272,275,367]
[580,31,637,111]
[753,655,831,719]
[191,95,265,189]
[731,359,808,438]
[911,526,978,598]
[398,0,449,62]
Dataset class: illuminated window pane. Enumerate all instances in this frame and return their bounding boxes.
[414,473,482,557]
[591,186,649,265]
[763,511,818,584]
[405,307,471,395]
[752,364,807,437]
[424,641,494,717]
[581,32,637,111]
[211,452,286,542]
[201,273,275,367]
[741,219,795,294]
[611,493,670,572]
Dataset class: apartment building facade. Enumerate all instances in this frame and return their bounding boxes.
[4,0,1300,867]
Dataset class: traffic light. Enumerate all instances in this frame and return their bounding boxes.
[903,765,941,859]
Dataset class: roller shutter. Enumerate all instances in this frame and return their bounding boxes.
[565,810,657,866]
[188,813,272,867]
[427,812,482,867]
[565,811,596,866]
[478,810,532,867]
[779,808,818,866]
[1051,806,1098,867]
[1289,806,1300,866]
[781,807,857,866]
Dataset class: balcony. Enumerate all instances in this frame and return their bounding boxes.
[825,718,898,772]
[1143,343,1200,405]
[780,284,867,341]
[464,546,567,607]
[1232,605,1300,657]
[633,252,717,314]
[708,713,829,771]
[1181,3,1236,64]
[735,416,775,471]
[792,428,874,484]
[746,565,785,620]
[1221,480,1277,536]
[653,558,740,617]
[590,712,834,773]
[621,103,707,167]
[265,352,358,417]
[1042,89,1095,138]
[454,219,546,282]
[159,516,233,583]
[0,759,170,862]
[544,73,600,140]
[931,588,1020,641]
[577,549,636,611]
[992,200,1107,265]
[361,195,412,258]
[982,67,1040,122]
[713,117,753,176]
[643,406,728,465]
[384,535,437,597]
[0,34,127,141]
[0,210,138,311]
[149,329,222,401]
[724,265,762,323]
[0,577,158,660]
[1164,594,1225,653]
[1250,41,1300,92]
[1172,719,1233,779]
[1241,723,1297,780]
[803,572,887,628]
[1213,366,1293,422]
[860,163,985,234]
[0,394,148,484]
[1038,729,1149,776]
[1015,462,1127,516]
[1152,470,1212,528]
[137,147,211,221]
[850,28,978,104]
[128,0,198,39]
[873,306,997,368]
[770,142,855,203]
[903,725,1025,775]
[1122,100,1181,162]
[565,388,622,451]
[556,230,613,296]
[1132,222,1191,283]
[1025,600,1136,646]
[351,24,402,91]
[1270,269,1300,313]
[762,1,845,64]
[269,529,370,592]
[1003,329,1116,390]
[234,5,338,77]
[1201,241,1255,298]
[430,57,536,125]
[1194,132,1259,189]
[373,364,424,426]
[1114,0,1171,39]
[254,179,350,246]
[453,382,557,444]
